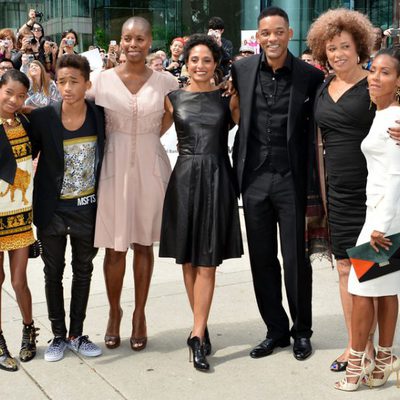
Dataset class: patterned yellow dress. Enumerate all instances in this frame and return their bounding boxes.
[0,120,35,251]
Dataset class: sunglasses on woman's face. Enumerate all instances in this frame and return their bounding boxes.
[33,27,42,32]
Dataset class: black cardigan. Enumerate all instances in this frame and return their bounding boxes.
[0,113,30,184]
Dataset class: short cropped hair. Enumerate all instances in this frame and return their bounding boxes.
[122,16,152,36]
[183,33,221,64]
[258,7,289,26]
[307,8,374,65]
[146,53,163,65]
[171,37,185,46]
[0,58,15,68]
[208,17,225,30]
[56,54,90,81]
[0,69,30,90]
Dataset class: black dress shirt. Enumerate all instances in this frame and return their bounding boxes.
[247,51,292,174]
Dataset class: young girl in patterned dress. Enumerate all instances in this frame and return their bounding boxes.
[0,70,38,372]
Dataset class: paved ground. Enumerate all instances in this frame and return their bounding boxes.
[1,211,399,400]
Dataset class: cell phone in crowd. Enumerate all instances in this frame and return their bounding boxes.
[208,29,221,40]
[386,28,400,37]
[110,40,117,46]
[26,35,37,45]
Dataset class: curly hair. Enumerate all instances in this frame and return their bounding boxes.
[307,8,374,65]
[183,33,221,64]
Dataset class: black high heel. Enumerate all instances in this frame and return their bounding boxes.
[187,336,209,371]
[204,326,212,356]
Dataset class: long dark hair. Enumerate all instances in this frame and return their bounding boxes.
[61,29,79,46]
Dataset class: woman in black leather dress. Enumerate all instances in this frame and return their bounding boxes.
[307,9,376,371]
[159,34,243,371]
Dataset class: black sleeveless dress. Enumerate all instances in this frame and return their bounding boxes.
[159,89,243,266]
[315,77,375,259]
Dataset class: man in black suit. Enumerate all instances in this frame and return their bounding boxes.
[30,54,105,362]
[231,7,324,360]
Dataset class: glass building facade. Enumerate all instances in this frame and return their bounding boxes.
[0,0,395,54]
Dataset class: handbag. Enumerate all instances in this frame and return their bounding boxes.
[28,239,43,259]
[346,233,400,282]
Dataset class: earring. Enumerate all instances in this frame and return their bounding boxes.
[357,55,360,64]
[396,88,400,103]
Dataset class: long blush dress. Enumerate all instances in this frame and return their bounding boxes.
[90,69,178,251]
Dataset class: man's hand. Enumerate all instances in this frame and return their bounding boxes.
[219,78,237,97]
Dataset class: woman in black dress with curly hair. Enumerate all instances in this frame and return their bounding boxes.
[307,8,376,371]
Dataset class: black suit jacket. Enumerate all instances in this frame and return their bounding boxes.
[29,100,105,229]
[0,114,30,185]
[231,52,324,206]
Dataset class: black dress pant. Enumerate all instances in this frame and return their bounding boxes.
[37,207,98,338]
[242,166,312,340]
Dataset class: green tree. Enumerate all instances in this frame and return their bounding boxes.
[94,27,107,49]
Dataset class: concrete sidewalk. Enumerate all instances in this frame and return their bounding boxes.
[1,211,399,400]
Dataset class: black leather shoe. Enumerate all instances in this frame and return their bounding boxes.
[250,337,291,359]
[204,326,212,356]
[293,338,312,360]
[187,336,209,371]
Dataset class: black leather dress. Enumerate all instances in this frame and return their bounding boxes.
[159,89,243,266]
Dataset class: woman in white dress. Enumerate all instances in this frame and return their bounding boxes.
[336,47,400,391]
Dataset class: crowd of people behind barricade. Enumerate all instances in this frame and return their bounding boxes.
[1,4,400,396]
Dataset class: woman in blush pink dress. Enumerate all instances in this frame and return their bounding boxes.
[89,17,178,351]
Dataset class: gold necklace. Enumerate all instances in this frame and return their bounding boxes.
[0,114,20,127]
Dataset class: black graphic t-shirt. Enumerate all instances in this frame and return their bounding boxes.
[58,108,97,209]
